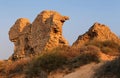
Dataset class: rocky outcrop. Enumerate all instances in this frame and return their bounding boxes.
[30,10,69,53]
[9,10,69,60]
[72,22,120,48]
[9,18,31,60]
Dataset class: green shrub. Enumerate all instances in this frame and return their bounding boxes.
[26,64,47,78]
[68,45,100,69]
[48,46,80,59]
[37,52,67,72]
[26,45,101,76]
[26,51,67,77]
[94,57,120,78]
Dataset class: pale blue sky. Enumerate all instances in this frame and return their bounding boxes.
[0,0,120,59]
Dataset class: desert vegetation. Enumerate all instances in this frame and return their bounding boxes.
[94,57,120,78]
[24,40,120,78]
[0,45,101,78]
[0,58,30,78]
[0,40,120,78]
[86,40,120,56]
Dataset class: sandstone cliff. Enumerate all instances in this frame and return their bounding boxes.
[72,22,120,48]
[9,10,69,60]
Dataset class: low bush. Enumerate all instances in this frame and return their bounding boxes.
[68,45,100,69]
[94,57,120,78]
[86,40,120,55]
[36,52,67,72]
[24,46,73,77]
[26,51,67,77]
[48,46,80,59]
[26,65,47,78]
[4,58,30,75]
[80,45,100,53]
[26,45,101,77]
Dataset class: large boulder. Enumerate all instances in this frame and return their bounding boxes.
[72,22,120,48]
[9,10,69,60]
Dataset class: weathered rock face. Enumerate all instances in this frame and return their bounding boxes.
[9,18,31,60]
[9,10,69,60]
[31,10,69,53]
[72,22,120,48]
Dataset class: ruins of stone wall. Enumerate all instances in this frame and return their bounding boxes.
[9,10,69,60]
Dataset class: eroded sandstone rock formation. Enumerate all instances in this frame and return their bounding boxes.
[9,18,31,60]
[72,22,120,48]
[9,10,69,60]
[31,11,69,53]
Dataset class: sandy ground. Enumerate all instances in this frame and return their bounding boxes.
[63,63,102,78]
[48,63,103,78]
